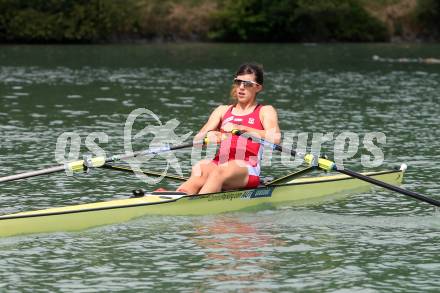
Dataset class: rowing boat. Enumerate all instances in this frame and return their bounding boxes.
[1,131,438,238]
[0,167,404,238]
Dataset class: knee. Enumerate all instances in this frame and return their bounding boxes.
[192,160,210,177]
[207,166,227,180]
[191,163,203,177]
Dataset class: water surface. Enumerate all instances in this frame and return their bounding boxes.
[0,43,439,292]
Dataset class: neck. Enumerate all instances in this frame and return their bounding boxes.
[235,100,257,111]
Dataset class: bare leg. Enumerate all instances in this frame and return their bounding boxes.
[176,160,217,195]
[198,160,249,194]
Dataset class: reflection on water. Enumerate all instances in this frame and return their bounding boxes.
[0,44,439,291]
[2,210,438,291]
[192,217,280,290]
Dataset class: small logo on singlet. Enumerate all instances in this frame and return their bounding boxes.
[223,116,234,124]
[248,118,255,124]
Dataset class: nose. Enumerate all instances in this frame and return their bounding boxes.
[238,82,245,89]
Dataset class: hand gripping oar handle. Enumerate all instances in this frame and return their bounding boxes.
[231,130,440,207]
[0,138,209,183]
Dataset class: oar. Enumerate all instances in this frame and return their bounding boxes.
[0,138,207,183]
[232,130,440,207]
[101,164,188,182]
[265,166,316,186]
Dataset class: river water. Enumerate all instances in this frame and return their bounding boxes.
[0,43,439,292]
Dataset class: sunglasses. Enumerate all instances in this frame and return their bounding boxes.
[233,78,259,88]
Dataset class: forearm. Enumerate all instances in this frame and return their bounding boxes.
[195,127,219,140]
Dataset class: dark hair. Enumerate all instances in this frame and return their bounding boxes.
[234,63,264,85]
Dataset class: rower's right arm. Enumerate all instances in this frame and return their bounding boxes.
[195,105,228,140]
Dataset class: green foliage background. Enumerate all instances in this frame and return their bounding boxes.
[416,0,440,39]
[0,0,438,43]
[0,0,138,42]
[209,0,388,42]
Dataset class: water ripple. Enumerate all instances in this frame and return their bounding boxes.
[1,44,440,292]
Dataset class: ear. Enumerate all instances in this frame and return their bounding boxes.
[256,84,263,93]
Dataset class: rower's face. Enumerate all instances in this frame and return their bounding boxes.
[234,73,262,102]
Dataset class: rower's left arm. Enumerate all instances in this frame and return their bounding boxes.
[235,105,281,144]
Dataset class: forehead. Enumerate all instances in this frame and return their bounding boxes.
[236,73,256,81]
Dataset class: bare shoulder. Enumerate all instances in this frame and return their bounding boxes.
[216,104,230,112]
[259,105,279,126]
[212,104,230,117]
[260,105,278,116]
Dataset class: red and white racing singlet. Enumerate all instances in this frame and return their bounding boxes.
[212,104,264,188]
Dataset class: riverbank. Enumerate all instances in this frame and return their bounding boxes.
[0,0,438,43]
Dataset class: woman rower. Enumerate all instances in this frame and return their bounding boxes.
[177,63,281,194]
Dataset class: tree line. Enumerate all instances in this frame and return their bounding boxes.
[0,0,438,43]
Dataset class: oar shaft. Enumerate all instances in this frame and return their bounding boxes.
[234,131,333,169]
[337,168,440,207]
[0,139,205,184]
[102,164,188,182]
[108,141,197,163]
[236,132,296,156]
[232,130,440,207]
[0,165,65,183]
